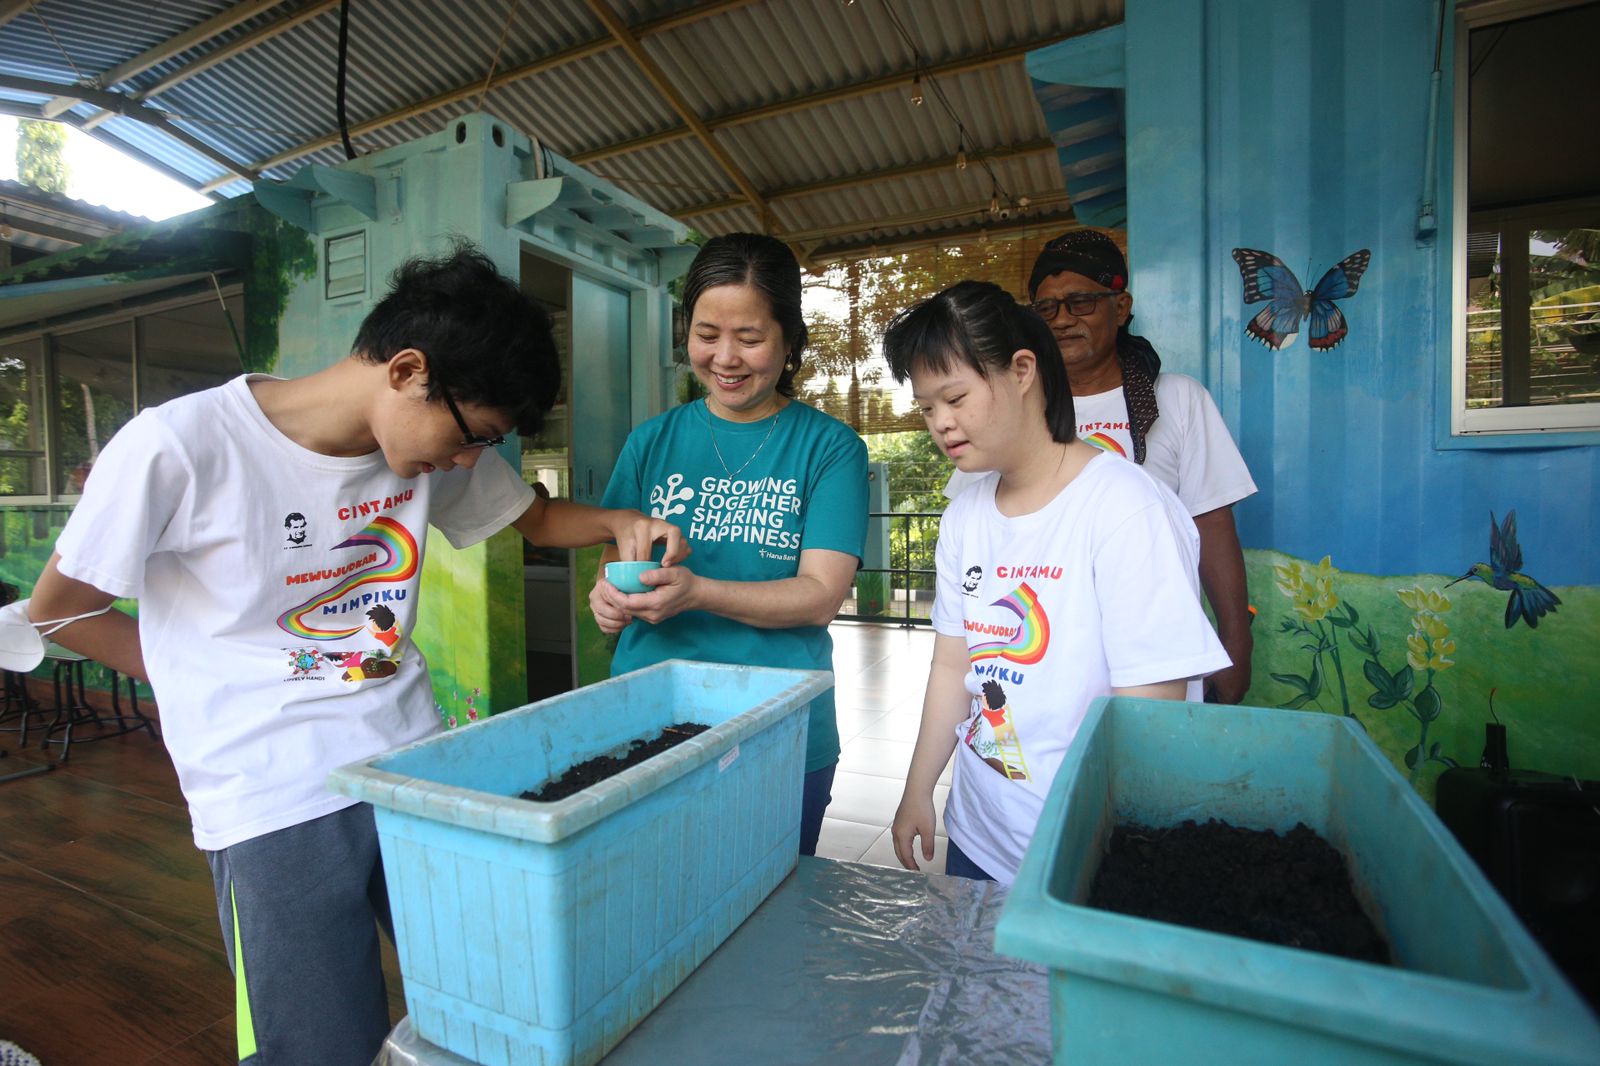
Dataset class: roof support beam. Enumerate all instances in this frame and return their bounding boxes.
[136,0,340,101]
[667,138,1055,220]
[104,0,289,91]
[572,35,1085,167]
[580,0,773,231]
[808,211,1082,266]
[40,0,290,119]
[0,1,34,32]
[197,0,760,193]
[781,188,1070,245]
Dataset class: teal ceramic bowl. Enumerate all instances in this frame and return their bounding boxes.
[605,560,661,594]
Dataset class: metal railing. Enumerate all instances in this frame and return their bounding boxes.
[836,510,942,627]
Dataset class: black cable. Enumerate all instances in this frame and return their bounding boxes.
[336,0,356,160]
[879,0,1015,208]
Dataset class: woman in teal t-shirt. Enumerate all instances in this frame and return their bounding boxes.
[593,233,869,856]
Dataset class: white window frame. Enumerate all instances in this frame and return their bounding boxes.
[1450,0,1600,437]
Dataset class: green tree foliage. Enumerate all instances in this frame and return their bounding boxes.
[16,119,68,194]
[799,239,1038,433]
[865,428,952,596]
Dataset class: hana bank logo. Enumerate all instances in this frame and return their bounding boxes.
[649,473,694,520]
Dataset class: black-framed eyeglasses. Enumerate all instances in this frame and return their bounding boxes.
[1030,291,1120,319]
[440,388,506,449]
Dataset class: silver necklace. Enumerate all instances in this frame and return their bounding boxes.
[705,399,780,478]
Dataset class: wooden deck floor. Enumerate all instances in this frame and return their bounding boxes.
[0,689,404,1064]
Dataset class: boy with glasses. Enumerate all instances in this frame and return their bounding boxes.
[947,229,1257,704]
[24,243,685,1065]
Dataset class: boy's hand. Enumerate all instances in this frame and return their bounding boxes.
[611,513,690,566]
[891,789,938,872]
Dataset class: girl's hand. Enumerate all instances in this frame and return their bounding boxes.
[891,790,938,872]
[589,576,634,635]
[616,565,698,625]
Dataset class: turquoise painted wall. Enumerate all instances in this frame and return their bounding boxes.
[1050,0,1600,793]
[1126,0,1599,585]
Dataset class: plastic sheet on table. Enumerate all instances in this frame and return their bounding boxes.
[375,858,1050,1065]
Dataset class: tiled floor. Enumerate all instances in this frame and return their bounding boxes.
[815,622,954,873]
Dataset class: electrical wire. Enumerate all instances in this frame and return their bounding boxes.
[877,0,1020,215]
[476,0,521,112]
[336,0,357,160]
[30,7,86,83]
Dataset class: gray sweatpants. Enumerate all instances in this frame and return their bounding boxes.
[207,803,395,1065]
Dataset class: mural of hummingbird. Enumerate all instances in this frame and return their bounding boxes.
[1449,510,1561,630]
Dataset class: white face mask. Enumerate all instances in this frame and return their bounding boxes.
[0,598,114,672]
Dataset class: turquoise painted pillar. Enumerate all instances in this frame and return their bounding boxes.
[1125,0,1209,385]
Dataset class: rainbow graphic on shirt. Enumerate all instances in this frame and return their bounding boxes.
[277,516,419,639]
[968,583,1050,665]
[1082,431,1126,457]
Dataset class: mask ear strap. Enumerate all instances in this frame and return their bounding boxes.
[36,604,114,638]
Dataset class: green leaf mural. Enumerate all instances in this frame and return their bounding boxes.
[1248,549,1597,800]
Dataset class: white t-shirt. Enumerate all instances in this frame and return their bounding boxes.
[946,373,1257,518]
[932,454,1230,884]
[53,375,536,850]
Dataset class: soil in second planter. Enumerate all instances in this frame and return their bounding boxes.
[1087,818,1392,965]
[519,723,712,802]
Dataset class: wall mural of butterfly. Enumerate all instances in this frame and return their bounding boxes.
[1230,248,1372,351]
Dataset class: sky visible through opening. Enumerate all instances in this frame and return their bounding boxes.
[0,116,210,220]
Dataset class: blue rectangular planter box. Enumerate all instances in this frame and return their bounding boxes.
[994,697,1600,1066]
[329,659,832,1066]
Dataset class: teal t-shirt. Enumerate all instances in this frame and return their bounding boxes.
[601,398,869,771]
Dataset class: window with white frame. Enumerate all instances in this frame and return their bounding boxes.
[0,286,243,501]
[1453,0,1600,435]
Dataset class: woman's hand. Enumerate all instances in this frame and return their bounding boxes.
[588,575,635,635]
[611,513,690,566]
[891,788,938,872]
[615,564,699,626]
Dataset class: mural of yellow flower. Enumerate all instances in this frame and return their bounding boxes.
[1277,556,1340,622]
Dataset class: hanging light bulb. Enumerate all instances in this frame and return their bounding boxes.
[955,145,968,170]
[911,74,924,106]
[989,193,999,215]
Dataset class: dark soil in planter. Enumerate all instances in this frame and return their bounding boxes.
[520,723,712,802]
[1088,818,1391,965]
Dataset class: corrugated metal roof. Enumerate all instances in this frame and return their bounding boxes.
[0,0,1123,258]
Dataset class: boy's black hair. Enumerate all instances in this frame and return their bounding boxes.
[681,233,808,397]
[352,242,560,435]
[882,280,1075,444]
[366,604,396,630]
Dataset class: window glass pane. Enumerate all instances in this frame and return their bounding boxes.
[53,323,134,494]
[1464,229,1501,409]
[137,293,246,410]
[0,338,46,497]
[1528,225,1600,407]
[1458,2,1600,433]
